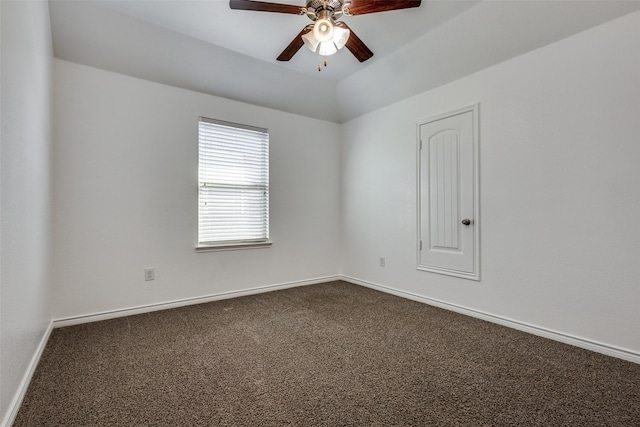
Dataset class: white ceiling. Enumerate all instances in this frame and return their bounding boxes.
[48,0,640,122]
[91,0,480,81]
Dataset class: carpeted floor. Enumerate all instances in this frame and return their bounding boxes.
[14,281,640,426]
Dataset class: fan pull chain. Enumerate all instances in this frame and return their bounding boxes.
[317,58,328,72]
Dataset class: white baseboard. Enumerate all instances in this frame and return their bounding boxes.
[2,321,53,427]
[53,275,341,328]
[341,275,640,365]
[52,274,640,364]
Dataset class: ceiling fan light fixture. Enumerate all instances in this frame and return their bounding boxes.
[304,21,350,56]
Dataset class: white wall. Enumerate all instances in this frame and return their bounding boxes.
[52,59,341,319]
[336,1,640,122]
[341,11,640,355]
[0,0,53,424]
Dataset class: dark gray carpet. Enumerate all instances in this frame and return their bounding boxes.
[15,281,640,426]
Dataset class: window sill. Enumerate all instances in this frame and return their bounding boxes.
[195,241,272,253]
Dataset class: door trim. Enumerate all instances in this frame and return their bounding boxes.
[416,103,480,280]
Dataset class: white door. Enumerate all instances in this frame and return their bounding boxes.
[418,105,479,280]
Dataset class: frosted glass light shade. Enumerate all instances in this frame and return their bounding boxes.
[302,31,320,52]
[313,18,334,43]
[318,41,337,56]
[332,27,350,50]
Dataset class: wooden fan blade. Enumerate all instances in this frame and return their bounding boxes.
[346,0,421,15]
[339,23,373,62]
[277,26,313,61]
[229,0,304,14]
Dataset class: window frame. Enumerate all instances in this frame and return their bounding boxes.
[195,117,271,252]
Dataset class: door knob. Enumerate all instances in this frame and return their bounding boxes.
[461,218,472,226]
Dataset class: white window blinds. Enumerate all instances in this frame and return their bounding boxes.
[198,117,269,246]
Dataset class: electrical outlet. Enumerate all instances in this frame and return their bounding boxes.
[379,257,385,267]
[144,268,155,281]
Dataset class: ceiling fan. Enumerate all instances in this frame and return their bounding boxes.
[229,0,422,63]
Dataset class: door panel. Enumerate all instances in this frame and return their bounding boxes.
[430,129,460,251]
[418,106,479,279]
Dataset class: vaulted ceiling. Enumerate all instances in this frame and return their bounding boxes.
[49,0,640,123]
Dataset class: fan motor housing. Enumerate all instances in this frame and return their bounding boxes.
[306,0,346,20]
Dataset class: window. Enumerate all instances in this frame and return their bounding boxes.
[197,117,270,250]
